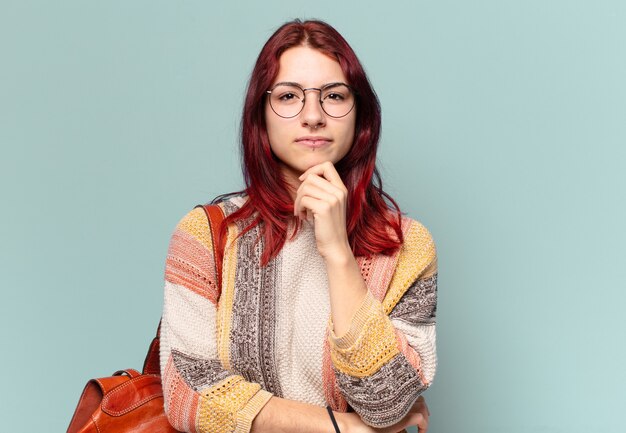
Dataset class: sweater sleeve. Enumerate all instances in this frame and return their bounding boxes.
[327,220,437,428]
[160,208,272,433]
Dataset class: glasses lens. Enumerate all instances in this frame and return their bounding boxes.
[320,84,355,118]
[269,84,305,118]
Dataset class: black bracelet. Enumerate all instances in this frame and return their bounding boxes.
[326,406,341,433]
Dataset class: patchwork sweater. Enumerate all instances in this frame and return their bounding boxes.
[160,196,438,433]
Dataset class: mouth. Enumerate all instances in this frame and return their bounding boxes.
[295,136,332,149]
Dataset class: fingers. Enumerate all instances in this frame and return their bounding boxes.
[294,167,347,221]
[414,396,429,433]
[295,175,344,215]
[299,161,345,189]
[294,183,333,220]
[416,396,430,416]
[416,413,428,433]
[418,395,430,416]
[293,161,350,257]
[300,172,346,197]
[393,412,427,433]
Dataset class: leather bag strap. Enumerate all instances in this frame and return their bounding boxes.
[142,204,226,374]
[199,204,226,290]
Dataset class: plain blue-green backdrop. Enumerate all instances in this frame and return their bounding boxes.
[1,1,624,432]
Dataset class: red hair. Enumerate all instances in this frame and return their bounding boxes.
[217,19,403,265]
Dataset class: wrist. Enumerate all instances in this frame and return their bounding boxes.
[333,411,354,433]
[322,241,354,267]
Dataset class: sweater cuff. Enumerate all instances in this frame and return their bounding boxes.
[234,390,273,433]
[329,291,380,349]
[328,291,399,377]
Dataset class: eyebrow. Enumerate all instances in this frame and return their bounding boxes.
[272,81,348,89]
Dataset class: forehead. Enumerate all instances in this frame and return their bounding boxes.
[273,46,347,86]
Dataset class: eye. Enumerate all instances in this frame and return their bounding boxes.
[321,84,352,103]
[278,92,299,101]
[271,85,304,104]
[325,92,345,101]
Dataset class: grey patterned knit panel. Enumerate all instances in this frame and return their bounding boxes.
[390,274,437,324]
[171,350,231,392]
[335,354,425,427]
[228,213,283,396]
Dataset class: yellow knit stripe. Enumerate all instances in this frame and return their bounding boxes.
[329,292,400,377]
[382,220,436,315]
[176,207,213,251]
[197,375,264,433]
[234,390,273,433]
[217,222,240,370]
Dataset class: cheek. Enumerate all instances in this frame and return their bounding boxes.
[265,107,283,150]
[265,105,275,139]
[340,116,357,155]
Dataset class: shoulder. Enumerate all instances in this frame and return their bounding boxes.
[166,205,226,299]
[169,193,249,246]
[169,207,213,251]
[397,215,437,278]
[379,215,437,312]
[211,192,248,216]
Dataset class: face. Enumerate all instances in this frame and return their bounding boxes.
[265,46,356,184]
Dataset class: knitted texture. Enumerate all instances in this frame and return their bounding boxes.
[160,196,438,432]
[382,221,437,314]
[327,219,438,427]
[274,221,330,405]
[329,292,400,377]
[161,205,272,433]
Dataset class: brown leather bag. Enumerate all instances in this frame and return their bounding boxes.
[67,204,225,433]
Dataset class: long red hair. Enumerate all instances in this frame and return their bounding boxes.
[217,19,403,265]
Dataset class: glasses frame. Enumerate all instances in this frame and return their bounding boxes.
[266,82,357,119]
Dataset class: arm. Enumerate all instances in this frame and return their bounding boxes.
[253,396,430,433]
[162,207,422,433]
[160,207,272,433]
[166,196,433,431]
[327,245,437,428]
[250,222,435,433]
[295,162,437,428]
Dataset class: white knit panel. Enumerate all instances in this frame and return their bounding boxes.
[274,222,329,405]
[391,319,437,385]
[161,280,218,375]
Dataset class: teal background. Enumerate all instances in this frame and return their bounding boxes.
[1,1,624,432]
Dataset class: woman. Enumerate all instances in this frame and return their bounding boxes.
[160,19,437,433]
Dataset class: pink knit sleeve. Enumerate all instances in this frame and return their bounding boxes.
[160,208,272,433]
[327,219,437,427]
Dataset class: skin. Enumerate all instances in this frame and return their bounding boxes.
[265,46,356,187]
[252,45,430,433]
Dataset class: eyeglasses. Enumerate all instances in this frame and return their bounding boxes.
[266,82,356,119]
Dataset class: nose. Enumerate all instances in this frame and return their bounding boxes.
[300,89,326,129]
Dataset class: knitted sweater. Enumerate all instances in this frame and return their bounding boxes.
[160,196,438,433]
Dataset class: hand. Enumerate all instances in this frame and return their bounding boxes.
[294,161,350,259]
[339,396,430,433]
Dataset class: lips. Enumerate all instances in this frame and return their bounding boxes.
[295,136,332,148]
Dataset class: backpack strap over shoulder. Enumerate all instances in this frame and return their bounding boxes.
[142,204,226,375]
[198,204,226,290]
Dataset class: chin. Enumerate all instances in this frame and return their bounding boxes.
[301,158,332,171]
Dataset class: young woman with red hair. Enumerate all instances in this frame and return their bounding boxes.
[161,20,437,433]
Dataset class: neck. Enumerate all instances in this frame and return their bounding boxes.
[279,163,303,200]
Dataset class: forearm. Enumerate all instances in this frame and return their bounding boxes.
[252,396,426,433]
[251,397,355,433]
[324,244,369,337]
[326,263,438,427]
